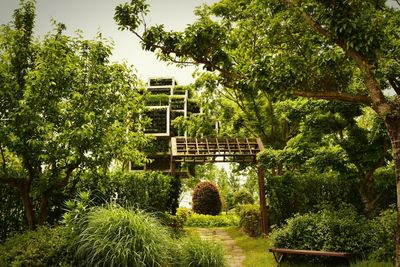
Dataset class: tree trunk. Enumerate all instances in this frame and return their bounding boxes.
[19,183,35,230]
[358,173,380,215]
[385,117,400,267]
[38,195,49,225]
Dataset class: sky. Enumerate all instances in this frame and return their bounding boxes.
[0,0,217,85]
[1,0,398,85]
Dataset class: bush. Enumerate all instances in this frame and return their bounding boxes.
[238,204,262,237]
[267,171,364,226]
[0,225,72,267]
[74,170,179,212]
[232,188,254,206]
[192,181,222,215]
[271,207,373,261]
[369,208,396,262]
[178,236,226,267]
[185,213,239,227]
[0,185,25,242]
[74,205,173,267]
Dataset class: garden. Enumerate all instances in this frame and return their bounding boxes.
[1,0,400,266]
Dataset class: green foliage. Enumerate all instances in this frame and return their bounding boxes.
[192,181,222,215]
[177,236,226,267]
[271,208,373,261]
[0,184,25,242]
[272,207,396,263]
[74,205,173,267]
[0,0,148,228]
[238,204,262,237]
[74,170,176,212]
[350,261,395,267]
[167,207,191,232]
[232,188,254,206]
[62,191,91,231]
[369,208,396,262]
[185,213,239,227]
[266,171,363,226]
[0,225,72,267]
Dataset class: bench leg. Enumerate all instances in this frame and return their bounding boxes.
[272,252,285,265]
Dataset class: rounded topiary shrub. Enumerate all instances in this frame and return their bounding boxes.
[192,181,222,215]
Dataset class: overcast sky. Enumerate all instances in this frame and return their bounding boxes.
[0,0,217,85]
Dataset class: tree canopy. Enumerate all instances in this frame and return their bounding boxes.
[115,0,400,263]
[0,0,148,229]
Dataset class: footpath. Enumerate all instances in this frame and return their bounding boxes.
[197,228,246,267]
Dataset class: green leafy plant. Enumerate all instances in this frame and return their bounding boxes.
[192,181,222,215]
[185,213,239,227]
[271,207,373,262]
[369,207,396,262]
[232,188,254,206]
[238,204,262,237]
[0,226,72,267]
[178,236,226,267]
[74,170,176,212]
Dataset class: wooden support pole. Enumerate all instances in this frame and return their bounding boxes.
[257,166,269,235]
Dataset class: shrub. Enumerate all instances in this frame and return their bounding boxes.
[267,171,365,226]
[178,236,226,267]
[0,225,72,267]
[238,204,262,237]
[369,208,396,262]
[0,184,25,242]
[271,207,373,261]
[74,205,173,267]
[192,181,222,215]
[232,188,254,206]
[185,213,239,227]
[74,170,179,212]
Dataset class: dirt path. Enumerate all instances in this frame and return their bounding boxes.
[197,228,246,267]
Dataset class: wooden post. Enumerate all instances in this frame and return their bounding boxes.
[258,166,269,235]
[170,138,177,177]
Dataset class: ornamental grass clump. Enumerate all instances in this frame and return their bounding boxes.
[74,205,172,267]
[178,236,226,267]
[192,181,222,215]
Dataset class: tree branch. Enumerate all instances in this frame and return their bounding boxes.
[55,162,80,189]
[0,145,6,175]
[0,175,23,188]
[293,90,372,105]
[281,0,390,115]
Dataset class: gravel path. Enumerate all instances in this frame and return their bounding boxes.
[197,228,246,267]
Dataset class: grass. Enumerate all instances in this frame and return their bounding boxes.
[219,227,276,267]
[75,205,173,267]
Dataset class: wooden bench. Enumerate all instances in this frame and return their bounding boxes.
[269,248,353,265]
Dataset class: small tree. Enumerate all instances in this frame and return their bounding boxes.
[192,181,222,215]
[0,0,148,229]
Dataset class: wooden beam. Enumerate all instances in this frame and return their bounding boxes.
[258,166,269,235]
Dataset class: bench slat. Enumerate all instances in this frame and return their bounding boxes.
[269,248,353,258]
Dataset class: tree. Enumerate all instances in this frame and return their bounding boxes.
[115,0,400,262]
[0,0,148,229]
[261,101,394,214]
